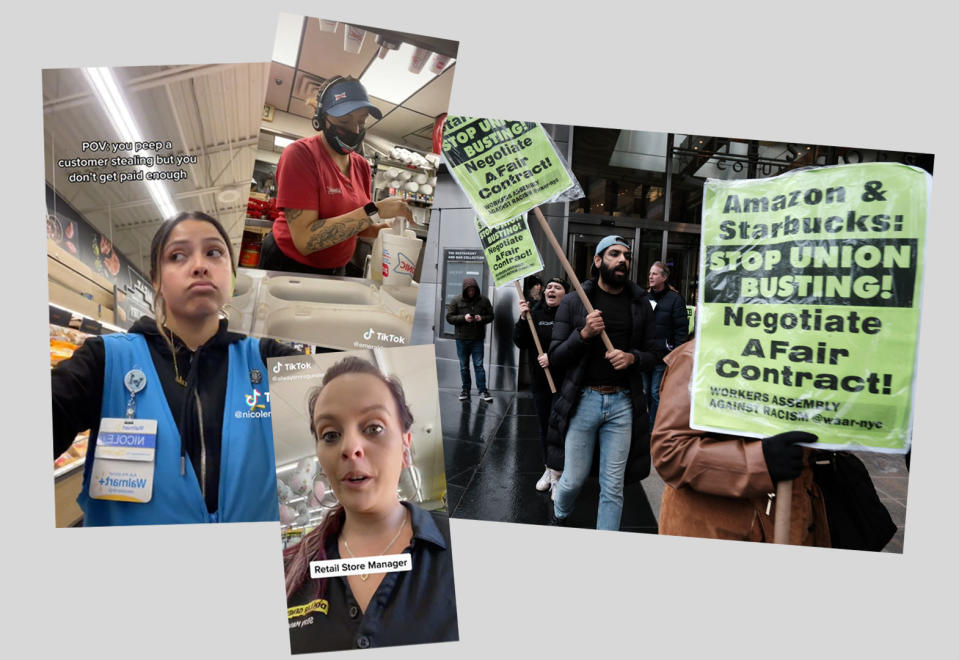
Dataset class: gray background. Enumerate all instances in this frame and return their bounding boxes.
[14,1,955,659]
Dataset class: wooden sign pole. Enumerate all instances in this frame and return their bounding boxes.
[531,206,614,352]
[773,480,793,544]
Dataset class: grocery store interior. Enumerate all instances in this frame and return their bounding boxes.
[43,62,269,526]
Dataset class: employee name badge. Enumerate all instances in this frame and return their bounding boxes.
[89,368,157,503]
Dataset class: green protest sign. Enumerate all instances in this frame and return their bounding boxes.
[690,163,930,452]
[442,117,581,227]
[474,215,543,287]
[686,305,696,336]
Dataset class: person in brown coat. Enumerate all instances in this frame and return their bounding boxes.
[650,340,831,546]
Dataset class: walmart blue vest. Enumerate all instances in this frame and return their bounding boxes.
[78,333,280,526]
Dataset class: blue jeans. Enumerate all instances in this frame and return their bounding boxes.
[553,388,632,530]
[642,363,666,430]
[455,339,487,393]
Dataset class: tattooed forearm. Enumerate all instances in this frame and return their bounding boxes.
[286,208,303,220]
[305,217,371,253]
[308,218,328,232]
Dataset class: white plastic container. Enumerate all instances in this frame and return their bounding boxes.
[380,230,422,286]
[409,47,432,74]
[429,53,451,74]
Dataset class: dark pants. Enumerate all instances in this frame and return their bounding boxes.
[642,363,666,430]
[532,388,557,466]
[258,232,346,276]
[455,339,487,393]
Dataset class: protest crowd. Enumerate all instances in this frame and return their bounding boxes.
[439,117,916,550]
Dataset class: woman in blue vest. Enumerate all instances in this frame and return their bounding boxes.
[52,211,299,526]
[284,357,458,651]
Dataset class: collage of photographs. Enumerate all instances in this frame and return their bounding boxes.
[21,3,955,659]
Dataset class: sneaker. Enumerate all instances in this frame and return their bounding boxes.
[549,469,561,492]
[535,468,552,492]
[550,471,562,502]
[459,389,470,401]
[479,390,493,403]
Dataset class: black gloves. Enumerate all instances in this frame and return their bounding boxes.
[761,431,818,483]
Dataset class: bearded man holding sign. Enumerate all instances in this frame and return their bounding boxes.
[546,236,657,530]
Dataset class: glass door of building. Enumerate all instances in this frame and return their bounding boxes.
[665,231,700,303]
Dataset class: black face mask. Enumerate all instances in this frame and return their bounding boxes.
[323,119,366,154]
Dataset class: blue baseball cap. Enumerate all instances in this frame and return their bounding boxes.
[322,78,383,119]
[595,235,631,257]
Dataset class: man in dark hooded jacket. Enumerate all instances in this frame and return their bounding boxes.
[446,277,495,402]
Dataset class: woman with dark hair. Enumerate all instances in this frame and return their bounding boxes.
[284,357,458,652]
[258,75,414,276]
[513,277,569,495]
[51,211,299,526]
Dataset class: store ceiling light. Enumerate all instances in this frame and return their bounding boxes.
[274,135,295,149]
[82,67,177,220]
[360,42,454,105]
[273,14,304,67]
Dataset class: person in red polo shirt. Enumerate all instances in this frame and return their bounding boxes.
[259,76,414,276]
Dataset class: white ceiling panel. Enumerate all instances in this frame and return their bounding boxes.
[400,65,456,118]
[297,19,378,79]
[43,63,267,275]
[266,62,295,109]
[263,18,458,150]
[370,107,437,149]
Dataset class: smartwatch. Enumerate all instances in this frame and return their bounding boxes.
[363,201,380,222]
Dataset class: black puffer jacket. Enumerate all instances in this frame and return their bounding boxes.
[545,279,657,481]
[648,287,687,362]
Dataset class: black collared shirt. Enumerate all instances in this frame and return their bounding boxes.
[287,502,459,653]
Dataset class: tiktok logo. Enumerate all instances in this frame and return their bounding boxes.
[363,328,375,340]
[246,388,266,411]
